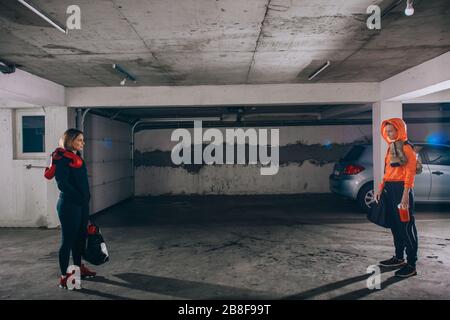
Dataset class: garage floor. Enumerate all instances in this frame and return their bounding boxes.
[1,194,449,300]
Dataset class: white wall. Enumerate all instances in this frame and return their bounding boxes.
[0,109,133,227]
[0,107,68,228]
[134,122,450,196]
[83,114,132,214]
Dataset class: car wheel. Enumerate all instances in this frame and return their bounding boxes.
[357,183,375,213]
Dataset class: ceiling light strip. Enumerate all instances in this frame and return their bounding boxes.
[17,0,67,34]
[308,61,331,81]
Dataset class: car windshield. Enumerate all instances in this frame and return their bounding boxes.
[341,145,366,161]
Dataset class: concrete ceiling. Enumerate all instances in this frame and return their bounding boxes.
[0,0,449,87]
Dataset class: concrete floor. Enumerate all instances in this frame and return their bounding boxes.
[1,194,450,300]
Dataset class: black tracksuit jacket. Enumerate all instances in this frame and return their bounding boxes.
[54,152,90,206]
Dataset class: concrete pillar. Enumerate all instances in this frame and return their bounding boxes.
[372,101,402,191]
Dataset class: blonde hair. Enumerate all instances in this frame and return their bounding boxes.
[59,128,83,150]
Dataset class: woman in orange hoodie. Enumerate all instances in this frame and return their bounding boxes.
[374,118,418,278]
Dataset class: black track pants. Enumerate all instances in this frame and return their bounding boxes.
[57,198,89,275]
[384,181,419,267]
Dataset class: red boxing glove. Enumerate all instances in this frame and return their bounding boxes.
[44,148,83,180]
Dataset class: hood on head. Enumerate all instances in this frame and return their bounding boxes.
[381,118,408,143]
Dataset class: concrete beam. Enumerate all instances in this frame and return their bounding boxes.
[404,89,450,104]
[66,83,380,108]
[0,68,65,107]
[0,99,36,108]
[381,51,450,102]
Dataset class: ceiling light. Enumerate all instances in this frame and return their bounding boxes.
[221,114,238,122]
[308,61,331,81]
[381,0,403,18]
[405,0,414,16]
[0,59,16,74]
[243,113,322,121]
[17,0,67,34]
[113,64,136,86]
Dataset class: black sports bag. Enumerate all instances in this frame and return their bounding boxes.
[83,222,109,266]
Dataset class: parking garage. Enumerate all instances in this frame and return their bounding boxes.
[1,0,450,300]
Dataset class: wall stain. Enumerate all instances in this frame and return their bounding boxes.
[42,44,93,55]
[134,140,365,174]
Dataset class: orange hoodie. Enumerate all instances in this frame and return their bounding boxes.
[379,118,417,191]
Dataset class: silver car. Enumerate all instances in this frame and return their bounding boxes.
[329,143,450,212]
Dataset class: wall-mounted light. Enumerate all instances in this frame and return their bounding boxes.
[405,0,414,16]
[17,0,67,34]
[0,59,16,74]
[112,64,137,86]
[308,61,331,81]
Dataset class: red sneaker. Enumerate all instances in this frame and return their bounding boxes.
[80,264,96,278]
[59,275,68,289]
[59,271,80,290]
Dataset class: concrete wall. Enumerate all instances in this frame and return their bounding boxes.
[0,107,68,228]
[84,114,132,214]
[0,109,132,227]
[134,124,371,196]
[134,122,450,196]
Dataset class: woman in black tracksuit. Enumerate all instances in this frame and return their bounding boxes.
[53,129,96,288]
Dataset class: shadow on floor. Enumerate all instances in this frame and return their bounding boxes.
[282,266,401,300]
[75,288,137,300]
[84,273,276,300]
[90,195,450,230]
[416,202,450,212]
[90,194,366,228]
[331,275,407,300]
[81,267,406,300]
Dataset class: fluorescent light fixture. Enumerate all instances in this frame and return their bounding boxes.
[381,0,403,18]
[0,59,16,74]
[112,64,137,85]
[221,114,238,122]
[140,117,221,122]
[308,61,331,81]
[17,0,67,34]
[243,113,322,121]
[405,0,414,16]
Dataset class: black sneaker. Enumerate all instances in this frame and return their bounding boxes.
[395,265,417,278]
[379,256,406,267]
